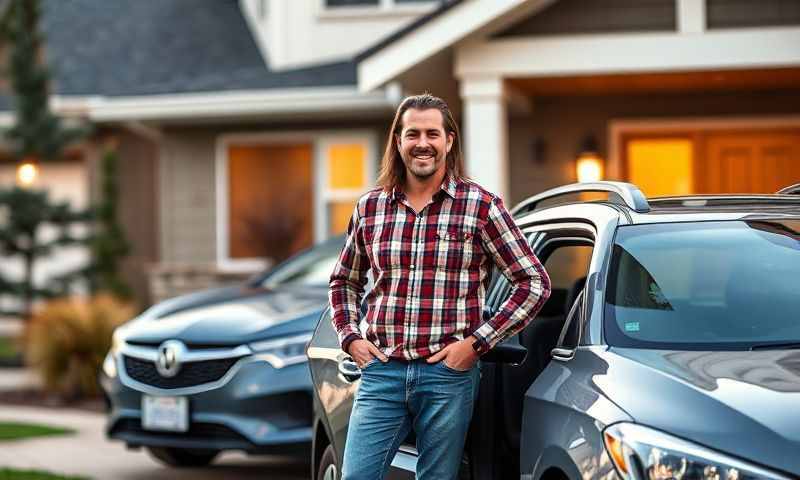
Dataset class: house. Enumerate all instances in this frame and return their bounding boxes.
[1,0,799,309]
[0,0,446,308]
[358,0,800,202]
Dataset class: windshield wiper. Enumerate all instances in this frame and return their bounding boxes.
[750,342,800,351]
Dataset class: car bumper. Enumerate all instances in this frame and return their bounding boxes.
[100,354,313,456]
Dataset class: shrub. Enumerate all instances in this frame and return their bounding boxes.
[24,295,135,399]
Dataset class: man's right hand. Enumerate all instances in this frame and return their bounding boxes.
[348,339,389,369]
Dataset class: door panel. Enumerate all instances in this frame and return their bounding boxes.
[704,132,800,194]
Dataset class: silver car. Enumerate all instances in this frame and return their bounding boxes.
[308,182,800,480]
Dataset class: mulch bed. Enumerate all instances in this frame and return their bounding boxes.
[0,388,106,413]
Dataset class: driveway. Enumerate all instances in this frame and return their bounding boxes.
[0,405,308,479]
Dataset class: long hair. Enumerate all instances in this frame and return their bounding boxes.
[376,93,465,192]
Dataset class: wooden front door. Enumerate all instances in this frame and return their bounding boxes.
[699,131,800,194]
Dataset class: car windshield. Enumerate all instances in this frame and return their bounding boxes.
[604,219,800,350]
[259,238,343,289]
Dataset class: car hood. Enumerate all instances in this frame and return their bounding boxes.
[598,348,800,475]
[122,284,328,346]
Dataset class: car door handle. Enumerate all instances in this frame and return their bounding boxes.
[338,356,362,382]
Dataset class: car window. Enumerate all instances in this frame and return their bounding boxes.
[260,238,344,288]
[605,219,800,349]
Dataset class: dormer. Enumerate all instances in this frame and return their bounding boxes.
[240,0,443,70]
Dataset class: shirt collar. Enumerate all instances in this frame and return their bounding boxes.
[392,174,458,203]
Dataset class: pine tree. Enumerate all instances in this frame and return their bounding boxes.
[3,0,87,161]
[0,187,90,318]
[0,0,90,318]
[85,147,132,299]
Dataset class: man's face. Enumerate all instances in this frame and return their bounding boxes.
[396,108,454,181]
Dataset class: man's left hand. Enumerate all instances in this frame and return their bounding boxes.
[426,337,479,371]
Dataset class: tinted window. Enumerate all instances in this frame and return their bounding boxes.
[260,238,343,288]
[605,220,800,349]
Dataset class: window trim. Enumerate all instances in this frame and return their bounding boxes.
[317,0,440,19]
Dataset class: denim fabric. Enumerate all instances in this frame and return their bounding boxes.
[342,358,480,480]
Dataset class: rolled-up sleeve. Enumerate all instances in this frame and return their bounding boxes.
[328,204,369,354]
[473,196,551,351]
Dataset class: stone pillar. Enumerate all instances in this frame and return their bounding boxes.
[460,75,509,201]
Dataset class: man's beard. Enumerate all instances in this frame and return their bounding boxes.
[403,146,444,180]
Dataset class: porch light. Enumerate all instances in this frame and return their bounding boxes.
[16,158,39,187]
[576,136,603,183]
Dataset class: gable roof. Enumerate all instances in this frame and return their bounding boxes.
[40,0,356,97]
[356,0,551,92]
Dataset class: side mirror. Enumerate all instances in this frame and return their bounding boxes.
[551,289,584,362]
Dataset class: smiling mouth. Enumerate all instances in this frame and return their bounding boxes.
[412,149,436,160]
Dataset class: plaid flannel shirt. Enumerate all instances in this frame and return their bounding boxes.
[329,176,551,360]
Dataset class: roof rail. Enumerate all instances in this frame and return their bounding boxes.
[649,195,800,208]
[510,181,650,217]
[777,183,800,195]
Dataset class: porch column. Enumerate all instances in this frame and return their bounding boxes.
[460,75,509,201]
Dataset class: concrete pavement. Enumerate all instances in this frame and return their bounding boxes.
[0,405,309,479]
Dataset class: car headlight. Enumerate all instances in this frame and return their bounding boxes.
[603,423,789,480]
[248,332,313,369]
[102,330,124,378]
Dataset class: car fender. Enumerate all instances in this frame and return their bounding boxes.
[528,445,582,480]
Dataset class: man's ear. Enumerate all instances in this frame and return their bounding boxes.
[395,133,401,150]
[446,132,454,153]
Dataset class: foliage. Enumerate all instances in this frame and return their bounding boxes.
[0,187,91,318]
[24,295,135,399]
[0,422,73,441]
[0,336,18,360]
[84,148,131,299]
[2,0,88,161]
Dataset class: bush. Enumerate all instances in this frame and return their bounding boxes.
[24,295,135,399]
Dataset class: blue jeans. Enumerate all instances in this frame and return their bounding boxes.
[341,358,480,480]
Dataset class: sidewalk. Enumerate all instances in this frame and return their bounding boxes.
[0,405,307,479]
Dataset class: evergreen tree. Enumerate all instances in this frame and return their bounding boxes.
[0,187,90,318]
[85,147,132,299]
[0,0,91,318]
[3,0,87,161]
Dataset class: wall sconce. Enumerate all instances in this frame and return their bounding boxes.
[575,136,603,183]
[16,157,40,187]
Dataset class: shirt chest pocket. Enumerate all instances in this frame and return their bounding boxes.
[433,228,480,271]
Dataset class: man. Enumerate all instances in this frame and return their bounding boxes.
[329,93,551,480]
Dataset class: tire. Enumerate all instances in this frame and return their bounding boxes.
[146,446,220,467]
[317,444,338,480]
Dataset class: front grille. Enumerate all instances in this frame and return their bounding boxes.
[122,355,242,389]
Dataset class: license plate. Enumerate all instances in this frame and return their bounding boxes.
[142,395,189,432]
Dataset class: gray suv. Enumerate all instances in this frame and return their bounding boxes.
[307,181,800,480]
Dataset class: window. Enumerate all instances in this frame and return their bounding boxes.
[322,141,372,236]
[605,220,800,349]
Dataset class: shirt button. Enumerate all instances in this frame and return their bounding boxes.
[410,264,415,270]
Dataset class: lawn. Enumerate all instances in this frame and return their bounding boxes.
[0,337,18,360]
[0,469,88,480]
[0,422,73,441]
[0,424,83,479]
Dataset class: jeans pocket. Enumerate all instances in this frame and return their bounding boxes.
[361,358,380,370]
[440,360,470,374]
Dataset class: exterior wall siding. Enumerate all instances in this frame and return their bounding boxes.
[707,0,800,29]
[495,0,676,38]
[159,131,218,264]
